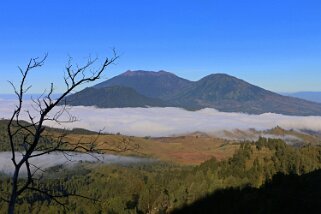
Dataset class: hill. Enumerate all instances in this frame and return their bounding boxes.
[66,71,321,116]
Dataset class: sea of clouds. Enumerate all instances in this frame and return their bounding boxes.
[1,99,321,137]
[1,98,321,175]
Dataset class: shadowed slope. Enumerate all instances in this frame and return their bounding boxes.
[172,169,321,214]
[64,86,168,108]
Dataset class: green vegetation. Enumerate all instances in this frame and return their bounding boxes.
[0,120,98,152]
[1,138,321,213]
[0,123,61,152]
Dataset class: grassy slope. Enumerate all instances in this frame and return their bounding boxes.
[2,119,321,165]
[65,133,240,165]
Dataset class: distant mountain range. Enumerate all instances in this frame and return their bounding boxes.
[0,94,61,100]
[282,92,321,104]
[64,70,321,116]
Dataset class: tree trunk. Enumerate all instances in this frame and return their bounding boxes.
[8,167,19,214]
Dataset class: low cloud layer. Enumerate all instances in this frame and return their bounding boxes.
[0,152,151,176]
[1,99,321,137]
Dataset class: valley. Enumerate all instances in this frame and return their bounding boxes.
[1,126,321,213]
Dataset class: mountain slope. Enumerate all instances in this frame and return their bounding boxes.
[94,70,192,99]
[169,73,270,109]
[64,86,168,108]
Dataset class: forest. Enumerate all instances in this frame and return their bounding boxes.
[1,133,321,213]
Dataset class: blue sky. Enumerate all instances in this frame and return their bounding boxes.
[0,0,320,93]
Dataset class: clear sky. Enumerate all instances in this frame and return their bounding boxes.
[0,0,320,93]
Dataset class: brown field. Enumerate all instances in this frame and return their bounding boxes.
[63,133,240,165]
[43,125,321,166]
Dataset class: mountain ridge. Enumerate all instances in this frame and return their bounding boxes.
[282,91,321,104]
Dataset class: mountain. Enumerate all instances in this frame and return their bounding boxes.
[168,73,271,110]
[94,70,192,99]
[170,74,321,115]
[65,71,321,116]
[282,91,321,104]
[64,86,167,108]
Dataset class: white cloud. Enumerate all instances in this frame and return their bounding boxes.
[0,152,151,176]
[1,99,321,137]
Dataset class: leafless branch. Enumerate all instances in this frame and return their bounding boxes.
[6,52,119,214]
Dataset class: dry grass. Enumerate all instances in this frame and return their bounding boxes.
[62,133,239,165]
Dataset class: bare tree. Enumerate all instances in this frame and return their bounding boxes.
[5,52,120,214]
